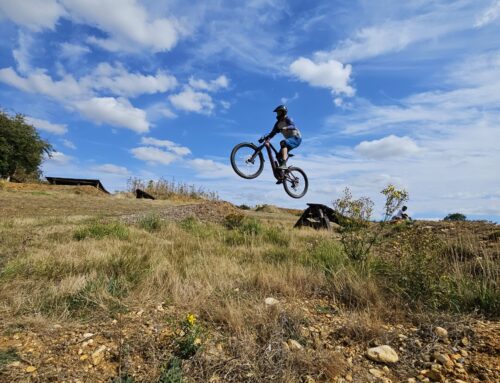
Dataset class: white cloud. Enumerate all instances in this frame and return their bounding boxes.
[61,0,184,52]
[46,151,72,165]
[131,146,179,166]
[140,137,191,156]
[85,62,177,98]
[313,4,472,63]
[61,139,76,149]
[220,100,231,110]
[188,75,229,92]
[475,0,500,27]
[280,92,299,105]
[355,135,420,159]
[0,67,87,100]
[0,0,65,31]
[12,32,33,73]
[59,42,91,59]
[74,97,149,133]
[25,116,68,135]
[189,158,233,179]
[0,65,163,133]
[289,57,355,97]
[92,163,130,176]
[169,87,214,114]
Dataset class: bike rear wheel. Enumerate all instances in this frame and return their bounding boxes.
[230,142,264,179]
[282,166,308,198]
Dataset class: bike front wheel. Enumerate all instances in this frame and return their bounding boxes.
[230,142,264,179]
[283,167,308,198]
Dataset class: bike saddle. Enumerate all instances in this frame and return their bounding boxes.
[288,153,295,157]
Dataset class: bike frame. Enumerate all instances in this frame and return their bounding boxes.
[252,139,282,180]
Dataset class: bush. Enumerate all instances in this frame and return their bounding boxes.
[333,185,408,261]
[237,204,251,210]
[444,213,467,221]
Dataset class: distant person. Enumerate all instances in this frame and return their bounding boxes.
[265,105,302,171]
[392,205,411,221]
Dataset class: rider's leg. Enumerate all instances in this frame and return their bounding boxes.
[277,141,288,170]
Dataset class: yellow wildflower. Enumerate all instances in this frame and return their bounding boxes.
[186,313,196,326]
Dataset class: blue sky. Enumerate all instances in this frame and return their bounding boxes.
[0,0,499,221]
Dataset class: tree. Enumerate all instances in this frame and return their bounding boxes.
[443,213,466,221]
[0,110,53,181]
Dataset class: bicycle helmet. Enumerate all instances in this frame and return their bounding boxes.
[273,104,287,117]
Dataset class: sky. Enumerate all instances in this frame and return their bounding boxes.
[0,0,499,221]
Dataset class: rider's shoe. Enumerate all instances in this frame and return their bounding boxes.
[276,179,283,184]
[277,160,288,170]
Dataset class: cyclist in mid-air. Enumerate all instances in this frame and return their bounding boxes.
[264,105,302,175]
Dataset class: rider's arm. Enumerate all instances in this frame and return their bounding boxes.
[265,122,281,140]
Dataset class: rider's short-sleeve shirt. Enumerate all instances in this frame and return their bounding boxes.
[271,117,301,139]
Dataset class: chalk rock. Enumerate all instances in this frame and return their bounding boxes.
[366,345,399,363]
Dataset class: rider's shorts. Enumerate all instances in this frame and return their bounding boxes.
[284,136,302,150]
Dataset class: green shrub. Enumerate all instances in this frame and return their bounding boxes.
[158,357,183,383]
[238,204,251,210]
[174,314,202,359]
[138,214,162,232]
[73,222,129,240]
[444,213,467,221]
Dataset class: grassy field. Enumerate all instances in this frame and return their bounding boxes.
[0,184,498,382]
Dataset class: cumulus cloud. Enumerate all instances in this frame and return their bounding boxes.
[132,136,191,166]
[140,137,191,156]
[0,63,178,132]
[84,62,177,98]
[289,57,355,98]
[188,75,229,92]
[74,97,149,133]
[1,0,186,52]
[0,0,65,31]
[355,135,420,159]
[25,116,68,135]
[92,163,130,176]
[61,0,184,52]
[0,67,86,100]
[169,87,215,114]
[131,146,180,166]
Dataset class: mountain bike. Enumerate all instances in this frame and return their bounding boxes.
[230,136,308,198]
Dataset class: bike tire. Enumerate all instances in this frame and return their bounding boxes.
[282,166,308,198]
[230,142,265,179]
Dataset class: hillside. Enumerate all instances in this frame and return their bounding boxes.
[0,185,498,382]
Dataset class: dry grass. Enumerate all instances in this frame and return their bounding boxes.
[0,188,498,382]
